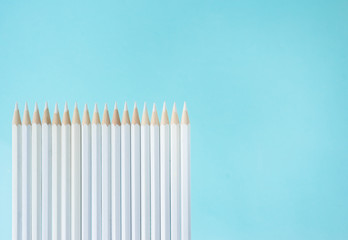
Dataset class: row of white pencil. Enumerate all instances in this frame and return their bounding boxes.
[12,102,190,240]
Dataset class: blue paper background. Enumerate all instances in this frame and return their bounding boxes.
[1,1,348,239]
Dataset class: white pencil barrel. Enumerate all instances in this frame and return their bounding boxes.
[82,124,91,240]
[42,123,52,240]
[150,124,160,240]
[12,124,21,240]
[52,124,61,240]
[91,123,102,240]
[111,124,121,240]
[102,124,111,239]
[61,124,71,240]
[160,123,170,240]
[171,123,181,240]
[131,123,141,240]
[141,124,150,240]
[181,124,191,240]
[32,123,42,240]
[121,124,130,240]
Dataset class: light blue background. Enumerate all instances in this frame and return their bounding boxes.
[1,1,348,239]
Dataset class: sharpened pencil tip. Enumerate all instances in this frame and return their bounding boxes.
[153,103,157,112]
[134,102,137,109]
[94,104,98,113]
[45,102,48,110]
[143,102,147,112]
[74,102,78,109]
[54,103,59,113]
[104,103,108,111]
[114,102,118,110]
[163,102,167,112]
[64,102,68,112]
[14,102,18,111]
[173,102,177,112]
[183,102,187,111]
[24,102,28,111]
[34,102,38,112]
[84,104,88,111]
[124,102,128,111]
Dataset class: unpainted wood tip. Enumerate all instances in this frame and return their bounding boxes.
[161,102,169,125]
[181,102,190,124]
[122,103,130,125]
[44,102,48,110]
[132,103,140,125]
[72,104,81,124]
[141,103,150,125]
[12,103,21,125]
[82,105,91,125]
[52,111,61,125]
[64,102,68,112]
[23,104,31,125]
[62,108,71,125]
[92,106,101,124]
[171,102,179,124]
[42,106,51,124]
[54,103,59,113]
[32,103,41,125]
[112,106,121,126]
[102,104,110,125]
[151,104,159,125]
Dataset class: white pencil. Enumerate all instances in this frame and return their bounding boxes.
[160,103,170,240]
[32,103,42,240]
[91,104,102,240]
[61,103,71,240]
[131,103,141,240]
[170,103,181,240]
[82,105,91,240]
[52,104,61,240]
[42,103,52,240]
[150,104,160,240]
[121,102,131,240]
[141,103,150,240]
[102,104,111,239]
[111,103,121,240]
[22,103,32,240]
[71,103,81,240]
[181,103,191,240]
[12,103,21,240]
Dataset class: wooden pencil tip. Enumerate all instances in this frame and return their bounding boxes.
[171,103,179,124]
[12,103,21,125]
[94,103,98,113]
[161,102,169,125]
[142,103,150,125]
[45,102,48,110]
[114,102,118,110]
[24,102,28,111]
[181,102,190,124]
[54,103,58,113]
[122,102,130,125]
[112,105,121,126]
[52,105,61,125]
[23,104,31,125]
[82,105,91,125]
[151,104,159,125]
[42,105,51,124]
[32,103,41,124]
[72,104,81,124]
[102,105,110,125]
[92,106,101,124]
[132,103,140,125]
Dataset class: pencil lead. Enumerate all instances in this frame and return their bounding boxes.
[161,102,169,125]
[122,102,130,125]
[141,103,150,125]
[181,102,190,124]
[12,103,21,125]
[112,103,121,126]
[64,102,68,112]
[102,104,110,125]
[72,103,81,124]
[94,103,98,113]
[24,102,28,111]
[82,104,90,125]
[151,103,159,125]
[43,103,51,124]
[132,102,140,125]
[54,103,58,113]
[34,102,39,112]
[171,102,179,124]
